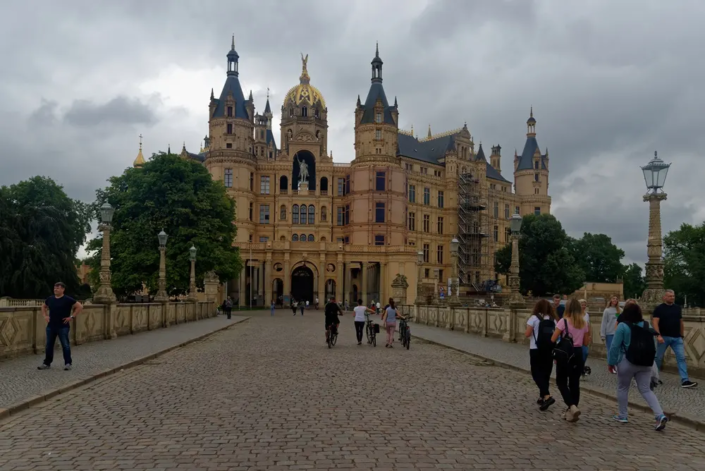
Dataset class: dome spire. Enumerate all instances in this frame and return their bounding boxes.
[226,36,239,77]
[300,53,310,84]
[527,107,537,136]
[133,134,145,168]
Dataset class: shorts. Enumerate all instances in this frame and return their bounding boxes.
[325,316,339,330]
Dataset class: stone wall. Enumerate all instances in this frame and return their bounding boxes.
[0,301,216,360]
[403,304,705,379]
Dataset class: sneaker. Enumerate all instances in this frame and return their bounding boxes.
[584,366,592,375]
[568,405,581,422]
[681,380,698,388]
[539,397,555,411]
[655,414,668,431]
[64,364,72,371]
[564,407,573,421]
[536,398,544,405]
[37,364,50,370]
[612,415,628,423]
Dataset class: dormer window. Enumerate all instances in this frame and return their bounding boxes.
[302,106,308,117]
[227,106,233,117]
[534,160,539,169]
[375,129,381,140]
[375,113,382,123]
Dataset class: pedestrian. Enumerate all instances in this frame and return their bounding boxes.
[654,290,698,388]
[38,282,83,371]
[382,298,399,348]
[525,299,557,411]
[607,302,668,430]
[551,298,591,422]
[291,299,298,316]
[353,299,374,345]
[601,296,621,355]
[579,298,591,376]
[300,301,305,316]
[315,297,319,310]
[552,294,565,319]
[270,299,275,316]
[224,296,233,319]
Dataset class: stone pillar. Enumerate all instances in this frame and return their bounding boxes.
[379,262,386,304]
[642,192,667,308]
[336,257,344,303]
[154,246,169,303]
[344,263,352,306]
[318,255,325,305]
[187,258,198,303]
[204,271,220,304]
[283,255,291,305]
[257,262,264,305]
[507,234,525,308]
[264,255,272,306]
[361,262,367,306]
[238,266,245,308]
[391,274,409,306]
[94,223,116,305]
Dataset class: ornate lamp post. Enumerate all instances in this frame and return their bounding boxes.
[449,238,461,306]
[640,151,671,306]
[154,229,169,302]
[187,244,198,302]
[507,213,525,308]
[415,250,425,305]
[94,203,117,304]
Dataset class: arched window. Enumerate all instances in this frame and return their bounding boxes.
[321,237,326,242]
[308,234,315,242]
[300,205,307,225]
[292,204,299,224]
[292,234,299,242]
[300,233,306,241]
[280,175,288,191]
[280,205,287,221]
[321,206,327,222]
[302,106,308,117]
[289,108,294,118]
[308,205,315,224]
[320,177,328,193]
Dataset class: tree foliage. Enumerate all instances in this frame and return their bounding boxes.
[622,263,646,300]
[570,233,625,283]
[494,214,584,296]
[663,222,705,306]
[86,153,242,297]
[0,177,91,298]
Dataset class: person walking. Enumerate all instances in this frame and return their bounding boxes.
[382,299,399,348]
[579,298,591,377]
[551,298,591,422]
[224,296,233,319]
[291,299,297,316]
[353,299,374,345]
[38,282,83,371]
[552,294,565,319]
[300,301,305,316]
[525,299,557,411]
[270,299,275,316]
[653,290,698,388]
[601,296,621,351]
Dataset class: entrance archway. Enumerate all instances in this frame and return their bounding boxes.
[291,266,314,304]
[273,278,283,306]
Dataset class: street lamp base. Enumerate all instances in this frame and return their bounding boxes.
[154,291,169,303]
[507,292,525,309]
[93,287,116,305]
[641,287,665,309]
[186,294,199,303]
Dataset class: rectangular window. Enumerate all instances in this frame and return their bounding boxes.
[493,225,498,242]
[224,168,233,188]
[423,244,430,263]
[504,204,510,219]
[226,143,232,149]
[259,236,268,242]
[337,207,343,226]
[409,185,416,203]
[515,206,520,215]
[375,129,381,140]
[493,201,499,218]
[423,214,430,233]
[439,269,444,281]
[260,176,270,195]
[534,207,541,215]
[227,106,233,117]
[345,204,350,225]
[535,173,539,182]
[259,205,270,224]
[293,206,299,224]
[375,171,385,191]
[408,212,416,231]
[423,188,430,205]
[337,178,344,196]
[437,245,443,264]
[227,123,233,134]
[248,202,253,221]
[421,167,428,175]
[490,183,496,190]
[375,113,382,124]
[424,268,430,278]
[344,236,350,244]
[434,170,442,177]
[345,175,350,195]
[405,163,413,171]
[374,235,385,246]
[375,202,385,223]
[437,217,443,234]
[249,173,254,191]
[437,191,444,208]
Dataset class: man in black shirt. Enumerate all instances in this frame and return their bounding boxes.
[324,297,343,343]
[653,289,697,388]
[38,282,83,371]
[553,294,565,319]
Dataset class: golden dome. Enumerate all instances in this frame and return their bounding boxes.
[283,53,326,108]
[133,134,146,168]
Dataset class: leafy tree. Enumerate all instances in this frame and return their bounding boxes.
[494,214,584,296]
[86,152,242,297]
[622,263,646,300]
[570,233,625,283]
[0,177,91,298]
[663,222,705,306]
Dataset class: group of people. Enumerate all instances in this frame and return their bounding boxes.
[324,297,405,348]
[526,289,696,431]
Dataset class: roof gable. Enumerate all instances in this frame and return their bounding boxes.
[213,76,249,119]
[516,136,547,171]
[360,82,395,124]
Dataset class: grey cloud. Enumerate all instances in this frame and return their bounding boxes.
[63,96,159,127]
[28,99,59,126]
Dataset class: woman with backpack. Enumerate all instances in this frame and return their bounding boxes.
[524,299,557,411]
[551,298,591,422]
[607,303,668,430]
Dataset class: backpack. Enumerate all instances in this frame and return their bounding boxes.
[225,299,232,309]
[624,321,656,367]
[552,318,575,364]
[533,316,556,351]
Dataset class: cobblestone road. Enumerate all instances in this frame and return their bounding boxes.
[1,310,705,471]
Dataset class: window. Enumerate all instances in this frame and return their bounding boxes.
[375,129,381,140]
[300,205,309,224]
[320,177,328,193]
[493,201,499,218]
[248,202,253,221]
[345,205,350,225]
[424,268,430,278]
[300,233,306,241]
[437,191,444,208]
[515,206,520,215]
[535,161,539,170]
[345,175,350,194]
[248,234,252,242]
[535,173,539,182]
[409,185,416,203]
[505,228,511,242]
[302,106,308,117]
[408,212,416,231]
[308,205,315,224]
[226,143,232,149]
[423,188,430,205]
[405,163,413,171]
[437,245,443,264]
[493,225,498,242]
[437,217,443,234]
[224,168,233,188]
[280,205,286,221]
[249,173,254,191]
[227,123,232,134]
[337,207,343,226]
[534,207,541,215]
[259,237,268,242]
[259,205,270,224]
[434,170,442,177]
[227,106,233,117]
[321,206,327,222]
[292,234,299,242]
[375,202,385,223]
[423,214,430,233]
[293,204,299,224]
[535,188,539,194]
[504,204,510,219]
[308,234,314,242]
[260,130,265,139]
[338,178,345,196]
[439,269,444,281]
[344,236,350,244]
[375,235,385,246]
[260,176,270,194]
[421,167,428,175]
[490,183,496,190]
[376,171,386,191]
[280,175,288,191]
[423,244,430,263]
[375,113,382,123]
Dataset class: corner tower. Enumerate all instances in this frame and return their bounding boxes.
[513,108,551,215]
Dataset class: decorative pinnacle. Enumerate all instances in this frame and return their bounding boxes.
[375,41,379,57]
[427,124,432,138]
[139,133,142,150]
[231,34,235,50]
[530,106,533,118]
[266,87,270,100]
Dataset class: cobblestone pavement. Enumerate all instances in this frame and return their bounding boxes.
[1,310,705,471]
[0,315,247,409]
[410,322,705,425]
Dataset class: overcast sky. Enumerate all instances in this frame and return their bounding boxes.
[1,0,704,265]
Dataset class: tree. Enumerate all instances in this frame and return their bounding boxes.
[570,233,625,283]
[622,263,646,300]
[494,214,584,296]
[86,152,242,297]
[0,177,91,298]
[663,222,705,306]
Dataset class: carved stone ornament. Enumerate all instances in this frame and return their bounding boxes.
[295,132,315,142]
[391,273,409,288]
[204,270,219,283]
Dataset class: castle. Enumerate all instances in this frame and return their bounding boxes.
[134,38,551,307]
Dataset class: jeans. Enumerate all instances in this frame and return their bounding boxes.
[226,308,232,319]
[605,334,614,352]
[44,325,72,366]
[354,321,365,343]
[617,358,663,418]
[582,345,589,363]
[556,347,584,407]
[529,349,553,398]
[655,336,689,382]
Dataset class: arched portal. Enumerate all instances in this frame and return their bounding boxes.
[325,279,336,302]
[272,278,283,305]
[292,150,316,190]
[291,266,314,304]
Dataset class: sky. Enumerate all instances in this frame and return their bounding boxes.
[1,0,704,265]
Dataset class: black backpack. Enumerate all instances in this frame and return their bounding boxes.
[533,317,556,351]
[624,321,656,367]
[552,319,575,364]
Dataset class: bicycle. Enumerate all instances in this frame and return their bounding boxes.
[326,323,338,348]
[365,313,377,347]
[398,316,413,350]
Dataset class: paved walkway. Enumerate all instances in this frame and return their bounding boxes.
[0,315,247,410]
[410,322,705,426]
[1,311,704,470]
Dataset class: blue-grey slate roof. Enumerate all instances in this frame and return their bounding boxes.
[360,82,396,125]
[397,133,455,164]
[475,143,487,162]
[516,135,547,171]
[212,76,250,119]
[264,98,271,114]
[266,129,278,150]
[485,162,509,183]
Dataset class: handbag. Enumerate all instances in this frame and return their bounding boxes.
[552,318,575,365]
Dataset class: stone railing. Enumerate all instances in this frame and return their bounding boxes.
[404,304,705,379]
[0,301,216,360]
[0,298,46,308]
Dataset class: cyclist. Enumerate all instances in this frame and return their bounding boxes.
[324,297,344,344]
[353,299,374,345]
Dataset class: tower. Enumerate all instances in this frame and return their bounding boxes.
[254,89,278,161]
[513,108,551,215]
[490,144,501,173]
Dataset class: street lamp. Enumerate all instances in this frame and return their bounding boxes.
[415,250,425,305]
[187,244,198,302]
[449,238,461,306]
[507,213,525,308]
[640,151,671,306]
[93,203,117,304]
[154,229,169,302]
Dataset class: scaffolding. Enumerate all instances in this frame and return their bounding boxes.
[457,172,489,291]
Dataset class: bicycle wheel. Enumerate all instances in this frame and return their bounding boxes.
[405,330,411,350]
[372,331,376,347]
[366,324,371,344]
[327,329,332,348]
[331,332,338,346]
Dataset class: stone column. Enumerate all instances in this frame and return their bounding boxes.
[283,255,291,305]
[415,259,425,305]
[154,246,169,303]
[642,192,667,307]
[94,223,116,305]
[187,257,198,303]
[264,255,272,306]
[360,262,367,305]
[318,255,326,305]
[507,234,525,308]
[257,262,264,306]
[336,257,343,302]
[380,262,386,304]
[344,263,352,305]
[238,266,245,308]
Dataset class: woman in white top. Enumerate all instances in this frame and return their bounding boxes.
[524,299,558,411]
[353,299,374,346]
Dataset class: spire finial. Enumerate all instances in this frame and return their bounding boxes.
[375,41,379,57]
[168,144,171,154]
[410,124,414,136]
[654,150,658,159]
[530,106,533,118]
[428,124,432,139]
[210,88,214,100]
[300,53,310,83]
[266,87,270,100]
[139,133,142,150]
[182,141,186,151]
[231,35,235,51]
